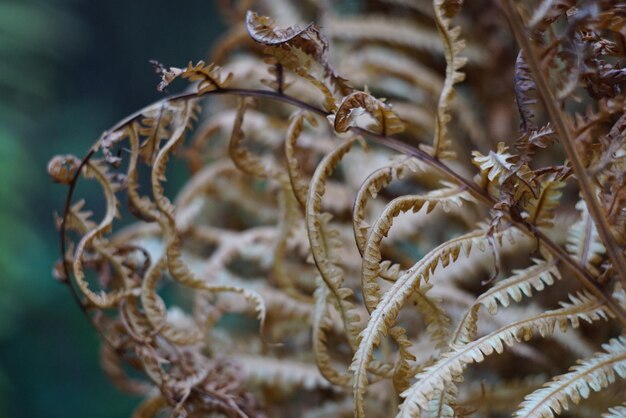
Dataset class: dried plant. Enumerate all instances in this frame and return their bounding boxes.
[48,0,626,417]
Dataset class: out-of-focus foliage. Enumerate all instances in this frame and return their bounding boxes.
[48,0,626,417]
[0,1,80,415]
[0,0,81,335]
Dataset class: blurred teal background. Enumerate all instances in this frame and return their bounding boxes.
[0,0,221,416]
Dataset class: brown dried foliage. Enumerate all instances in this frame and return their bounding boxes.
[49,1,626,417]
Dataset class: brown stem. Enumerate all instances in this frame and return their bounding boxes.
[61,85,626,327]
[354,128,626,327]
[499,0,626,300]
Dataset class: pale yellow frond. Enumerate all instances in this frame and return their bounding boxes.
[514,335,626,418]
[398,292,611,417]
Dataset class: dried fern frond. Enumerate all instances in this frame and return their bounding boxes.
[515,335,626,418]
[452,258,561,345]
[430,0,467,159]
[49,1,626,416]
[602,403,626,418]
[398,292,611,417]
[153,60,233,93]
[330,91,405,136]
[353,230,487,417]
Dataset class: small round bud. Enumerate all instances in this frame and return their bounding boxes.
[48,155,81,185]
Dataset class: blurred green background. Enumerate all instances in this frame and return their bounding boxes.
[0,0,221,416]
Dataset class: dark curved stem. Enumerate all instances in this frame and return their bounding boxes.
[499,0,626,314]
[60,150,93,301]
[59,148,119,344]
[60,84,626,327]
[354,128,626,326]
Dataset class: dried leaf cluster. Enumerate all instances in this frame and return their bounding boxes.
[48,0,626,417]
